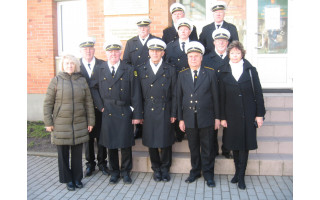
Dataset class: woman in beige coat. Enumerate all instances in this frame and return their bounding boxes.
[43,54,95,191]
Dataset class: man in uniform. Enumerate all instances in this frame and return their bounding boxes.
[90,38,143,184]
[123,17,158,138]
[162,2,198,44]
[199,1,238,54]
[79,37,109,177]
[165,17,194,142]
[137,38,177,182]
[177,41,220,187]
[202,28,233,159]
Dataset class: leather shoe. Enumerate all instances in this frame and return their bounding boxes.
[222,152,233,159]
[153,171,162,182]
[162,172,170,182]
[85,167,95,177]
[231,175,239,183]
[123,175,132,184]
[109,175,120,184]
[185,174,201,183]
[238,178,246,190]
[66,182,75,191]
[99,166,110,176]
[206,179,216,187]
[74,181,83,188]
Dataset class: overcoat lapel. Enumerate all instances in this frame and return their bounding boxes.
[194,67,207,92]
[109,62,125,87]
[184,69,194,91]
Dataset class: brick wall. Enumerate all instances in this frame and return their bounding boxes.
[27,0,57,94]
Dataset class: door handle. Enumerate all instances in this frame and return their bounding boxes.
[255,33,264,49]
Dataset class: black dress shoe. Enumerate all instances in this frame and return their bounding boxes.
[74,181,83,188]
[185,174,201,183]
[66,182,75,191]
[231,175,239,183]
[238,178,246,190]
[109,175,120,184]
[99,166,110,176]
[162,172,170,182]
[153,171,162,182]
[85,167,95,177]
[123,175,132,184]
[206,179,216,187]
[222,152,233,159]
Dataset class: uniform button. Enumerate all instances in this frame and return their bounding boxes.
[150,96,153,99]
[121,89,123,91]
[150,84,153,87]
[109,113,112,116]
[162,96,164,99]
[136,48,138,50]
[122,114,125,116]
[162,108,164,110]
[104,78,106,80]
[162,84,164,86]
[146,75,148,78]
[191,94,193,97]
[109,88,112,90]
[163,74,166,77]
[239,94,242,97]
[189,107,192,109]
[190,101,193,103]
[178,59,180,61]
[138,56,141,58]
[120,78,123,80]
[151,108,154,111]
[195,100,198,103]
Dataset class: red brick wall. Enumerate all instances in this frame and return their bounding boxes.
[27,0,57,94]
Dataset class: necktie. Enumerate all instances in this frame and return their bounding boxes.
[217,24,220,29]
[111,66,115,77]
[193,70,198,86]
[220,54,223,58]
[182,42,185,52]
[88,63,91,70]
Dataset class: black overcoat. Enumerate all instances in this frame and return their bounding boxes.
[123,34,159,67]
[137,61,177,148]
[219,59,265,151]
[90,61,143,149]
[80,57,104,138]
[202,51,229,79]
[162,26,198,44]
[177,66,220,129]
[199,21,239,54]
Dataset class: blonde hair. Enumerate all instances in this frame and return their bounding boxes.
[60,54,81,73]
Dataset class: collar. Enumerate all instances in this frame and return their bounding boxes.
[108,60,120,72]
[215,21,224,29]
[139,34,150,46]
[214,49,227,59]
[150,58,163,74]
[82,57,96,68]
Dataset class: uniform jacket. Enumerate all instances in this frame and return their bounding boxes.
[219,59,265,150]
[123,34,159,67]
[162,26,198,44]
[199,21,239,54]
[43,72,95,146]
[80,57,104,138]
[177,66,220,129]
[90,60,143,149]
[137,61,177,148]
[164,39,195,74]
[202,51,230,79]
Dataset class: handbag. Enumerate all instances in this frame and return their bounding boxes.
[249,69,264,127]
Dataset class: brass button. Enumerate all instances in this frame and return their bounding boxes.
[195,101,198,103]
[163,74,166,77]
[146,75,148,78]
[150,84,153,87]
[122,114,125,116]
[178,59,180,61]
[138,56,141,58]
[162,84,164,86]
[150,96,153,99]
[191,94,193,97]
[136,48,138,50]
[104,78,106,80]
[121,89,123,91]
[162,96,164,99]
[162,108,164,110]
[109,88,112,90]
[120,78,123,80]
[190,101,193,103]
[109,113,112,116]
[151,108,154,111]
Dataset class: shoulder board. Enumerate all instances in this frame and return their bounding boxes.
[204,66,215,70]
[179,68,190,73]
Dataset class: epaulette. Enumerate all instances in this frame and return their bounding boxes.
[179,68,190,73]
[204,66,215,70]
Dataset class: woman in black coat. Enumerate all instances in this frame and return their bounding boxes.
[219,41,265,190]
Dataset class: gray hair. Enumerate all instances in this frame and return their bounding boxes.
[60,54,81,73]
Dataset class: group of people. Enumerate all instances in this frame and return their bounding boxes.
[43,1,265,192]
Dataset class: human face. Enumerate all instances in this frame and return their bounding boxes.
[229,48,242,63]
[178,26,191,40]
[214,39,228,54]
[187,52,203,69]
[106,50,121,65]
[213,10,225,23]
[80,47,95,62]
[63,59,76,75]
[172,11,185,23]
[149,49,165,64]
[138,26,150,39]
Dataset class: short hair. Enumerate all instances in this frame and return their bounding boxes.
[227,41,246,58]
[60,54,81,73]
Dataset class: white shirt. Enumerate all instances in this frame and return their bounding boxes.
[215,21,224,29]
[150,59,163,75]
[82,57,96,78]
[139,34,150,46]
[190,67,201,82]
[230,59,244,81]
[179,38,189,52]
[108,60,120,75]
[215,49,227,59]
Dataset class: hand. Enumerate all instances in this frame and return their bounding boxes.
[88,126,93,132]
[215,119,220,130]
[45,126,54,132]
[101,108,104,112]
[255,117,264,128]
[179,120,185,132]
[170,117,176,123]
[132,119,141,124]
[221,120,227,128]
[140,119,144,124]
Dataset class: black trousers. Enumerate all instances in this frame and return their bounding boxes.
[108,147,132,177]
[232,150,249,178]
[84,136,107,169]
[213,129,229,154]
[57,144,83,183]
[186,114,216,181]
[149,146,172,173]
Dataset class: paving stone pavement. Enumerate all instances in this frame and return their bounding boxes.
[27,155,293,200]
